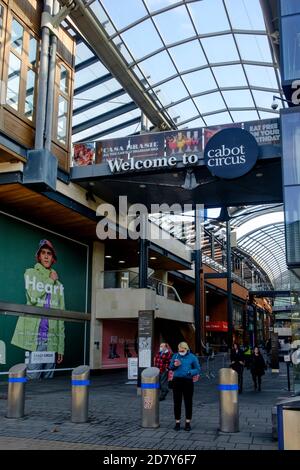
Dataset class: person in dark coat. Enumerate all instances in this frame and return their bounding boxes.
[230,343,245,393]
[250,346,266,391]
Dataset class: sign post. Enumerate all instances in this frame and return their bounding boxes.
[138,310,154,393]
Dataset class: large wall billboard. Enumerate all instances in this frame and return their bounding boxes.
[0,212,89,378]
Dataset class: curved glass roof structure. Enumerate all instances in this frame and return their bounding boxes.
[61,1,288,289]
[152,204,287,289]
[66,0,285,142]
[229,205,287,288]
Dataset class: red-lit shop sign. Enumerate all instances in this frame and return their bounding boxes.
[205,321,228,332]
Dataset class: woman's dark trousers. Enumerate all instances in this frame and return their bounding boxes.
[173,377,194,420]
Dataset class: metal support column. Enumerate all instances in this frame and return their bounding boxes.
[35,0,53,149]
[45,0,59,150]
[194,208,202,354]
[226,219,233,349]
[139,238,149,289]
[211,234,215,260]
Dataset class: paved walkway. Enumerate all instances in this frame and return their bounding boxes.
[0,362,293,450]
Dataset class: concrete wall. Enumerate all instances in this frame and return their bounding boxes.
[96,287,193,323]
[155,296,194,323]
[96,288,156,319]
[90,241,105,369]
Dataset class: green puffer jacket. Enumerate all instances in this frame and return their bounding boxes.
[11,263,65,354]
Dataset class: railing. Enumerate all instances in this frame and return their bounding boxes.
[197,352,230,380]
[147,277,182,303]
[101,270,182,302]
[202,254,250,288]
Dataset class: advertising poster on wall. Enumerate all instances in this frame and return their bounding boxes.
[165,128,203,158]
[101,319,138,369]
[72,142,95,166]
[244,118,280,145]
[204,122,242,146]
[96,133,165,163]
[0,212,89,379]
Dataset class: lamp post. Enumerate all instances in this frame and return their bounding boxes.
[194,207,202,354]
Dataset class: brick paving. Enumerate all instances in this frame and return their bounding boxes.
[0,362,293,450]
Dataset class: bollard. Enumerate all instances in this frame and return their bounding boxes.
[272,406,278,440]
[218,368,239,433]
[7,364,27,419]
[141,367,160,428]
[71,365,90,423]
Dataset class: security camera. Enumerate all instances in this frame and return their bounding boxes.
[271,98,278,110]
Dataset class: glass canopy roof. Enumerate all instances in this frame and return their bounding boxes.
[229,205,287,288]
[67,0,284,143]
[64,1,287,287]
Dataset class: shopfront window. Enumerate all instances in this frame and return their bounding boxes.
[25,68,35,120]
[6,52,21,110]
[233,302,243,330]
[29,35,37,67]
[5,16,38,120]
[11,18,23,54]
[60,64,69,93]
[55,62,71,147]
[57,96,68,144]
[0,5,4,32]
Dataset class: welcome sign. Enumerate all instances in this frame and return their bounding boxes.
[204,128,259,179]
[74,118,280,177]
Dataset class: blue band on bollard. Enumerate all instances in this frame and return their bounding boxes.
[141,383,159,389]
[277,405,284,450]
[72,380,90,386]
[8,378,27,383]
[218,384,238,391]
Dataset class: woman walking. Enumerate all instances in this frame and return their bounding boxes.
[230,343,245,393]
[250,346,266,391]
[169,342,200,431]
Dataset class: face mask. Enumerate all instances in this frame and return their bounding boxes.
[160,348,164,353]
[179,351,187,356]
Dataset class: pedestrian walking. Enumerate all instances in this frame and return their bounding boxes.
[169,342,200,431]
[243,343,252,369]
[250,346,266,391]
[154,342,172,401]
[230,343,245,393]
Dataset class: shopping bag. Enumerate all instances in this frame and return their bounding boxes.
[168,370,174,388]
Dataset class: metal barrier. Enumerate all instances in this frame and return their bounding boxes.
[71,365,90,423]
[218,368,239,433]
[7,363,27,419]
[141,367,160,428]
[198,353,229,379]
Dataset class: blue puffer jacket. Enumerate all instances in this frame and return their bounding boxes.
[169,351,200,379]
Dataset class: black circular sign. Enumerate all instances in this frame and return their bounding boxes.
[204,128,259,179]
